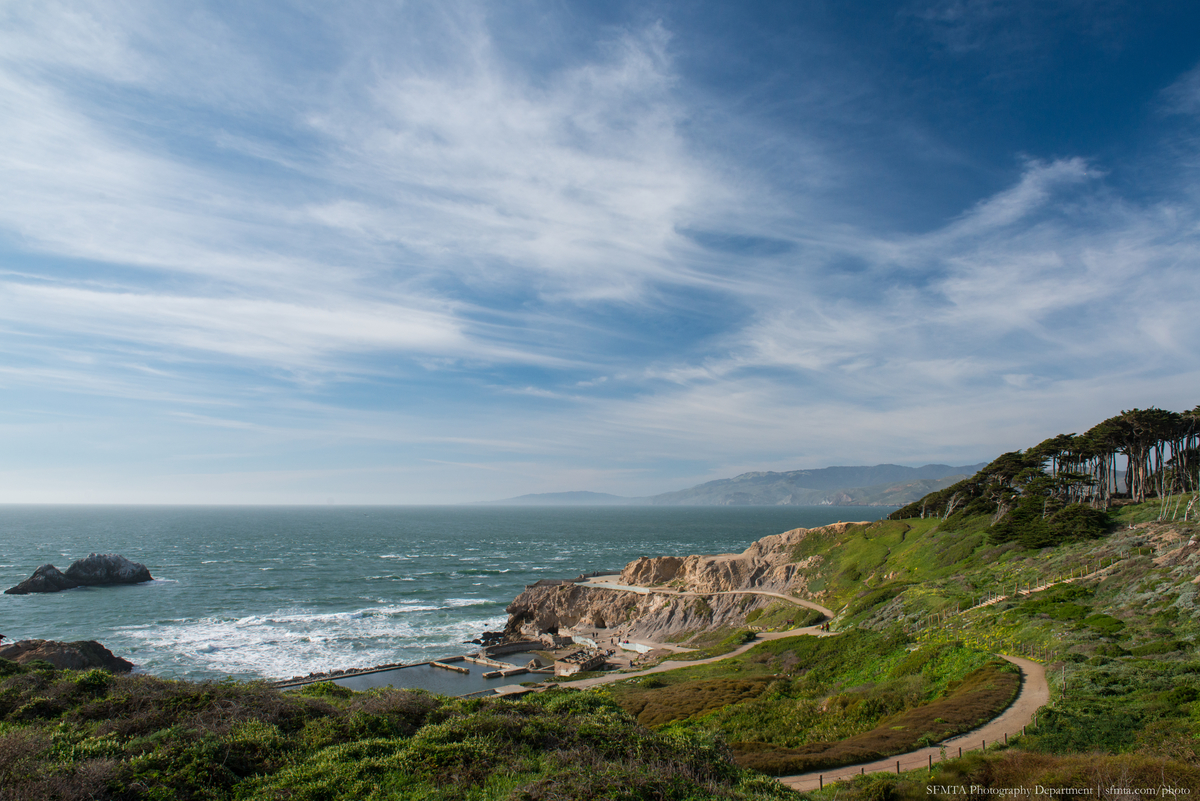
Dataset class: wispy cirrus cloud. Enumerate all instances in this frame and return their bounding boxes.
[1,1,1199,503]
[0,1,728,385]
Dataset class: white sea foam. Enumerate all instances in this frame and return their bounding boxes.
[121,608,510,680]
[445,598,493,608]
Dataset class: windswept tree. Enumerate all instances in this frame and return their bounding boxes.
[890,402,1200,534]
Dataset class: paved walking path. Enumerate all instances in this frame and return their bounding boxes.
[777,654,1049,792]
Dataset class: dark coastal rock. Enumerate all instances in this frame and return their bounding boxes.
[4,564,80,595]
[63,553,153,586]
[0,639,134,672]
[5,553,152,594]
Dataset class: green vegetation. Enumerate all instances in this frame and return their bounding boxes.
[608,631,1016,775]
[891,405,1200,531]
[667,628,759,661]
[744,601,822,631]
[0,662,792,800]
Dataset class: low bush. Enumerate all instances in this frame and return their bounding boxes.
[616,677,774,728]
[1131,640,1186,656]
[1084,613,1126,636]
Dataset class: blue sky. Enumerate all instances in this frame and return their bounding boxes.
[2,1,1199,504]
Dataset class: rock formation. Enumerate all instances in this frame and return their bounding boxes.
[3,564,80,594]
[0,639,134,672]
[618,524,857,596]
[504,582,773,643]
[505,522,860,644]
[63,553,153,585]
[5,553,153,594]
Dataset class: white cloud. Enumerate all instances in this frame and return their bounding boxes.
[0,281,468,364]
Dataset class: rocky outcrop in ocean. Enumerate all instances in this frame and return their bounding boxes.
[3,564,80,594]
[5,553,153,594]
[0,639,134,672]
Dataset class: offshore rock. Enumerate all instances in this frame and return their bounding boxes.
[5,553,152,594]
[63,553,153,586]
[0,639,134,672]
[4,564,80,595]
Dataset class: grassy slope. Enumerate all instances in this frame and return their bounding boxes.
[606,630,1016,775]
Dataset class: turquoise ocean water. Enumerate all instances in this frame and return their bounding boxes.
[0,506,892,684]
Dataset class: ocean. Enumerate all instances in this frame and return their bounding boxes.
[0,505,892,684]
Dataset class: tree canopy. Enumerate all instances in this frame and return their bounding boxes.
[889,405,1200,547]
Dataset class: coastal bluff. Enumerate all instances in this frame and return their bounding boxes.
[504,523,858,643]
[5,553,153,594]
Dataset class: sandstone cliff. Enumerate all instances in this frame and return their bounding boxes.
[504,582,778,643]
[505,522,860,644]
[618,523,862,597]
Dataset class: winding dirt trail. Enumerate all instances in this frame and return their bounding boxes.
[776,654,1049,792]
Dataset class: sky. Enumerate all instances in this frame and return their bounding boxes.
[2,0,1199,504]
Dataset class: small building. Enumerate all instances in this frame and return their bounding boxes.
[553,648,607,677]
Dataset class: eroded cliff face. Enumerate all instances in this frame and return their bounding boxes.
[505,522,862,643]
[618,524,861,597]
[504,583,775,643]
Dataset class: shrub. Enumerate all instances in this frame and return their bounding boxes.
[1131,641,1185,656]
[1085,614,1126,636]
[1047,504,1112,540]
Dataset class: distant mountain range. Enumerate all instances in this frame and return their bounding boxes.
[486,462,989,507]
